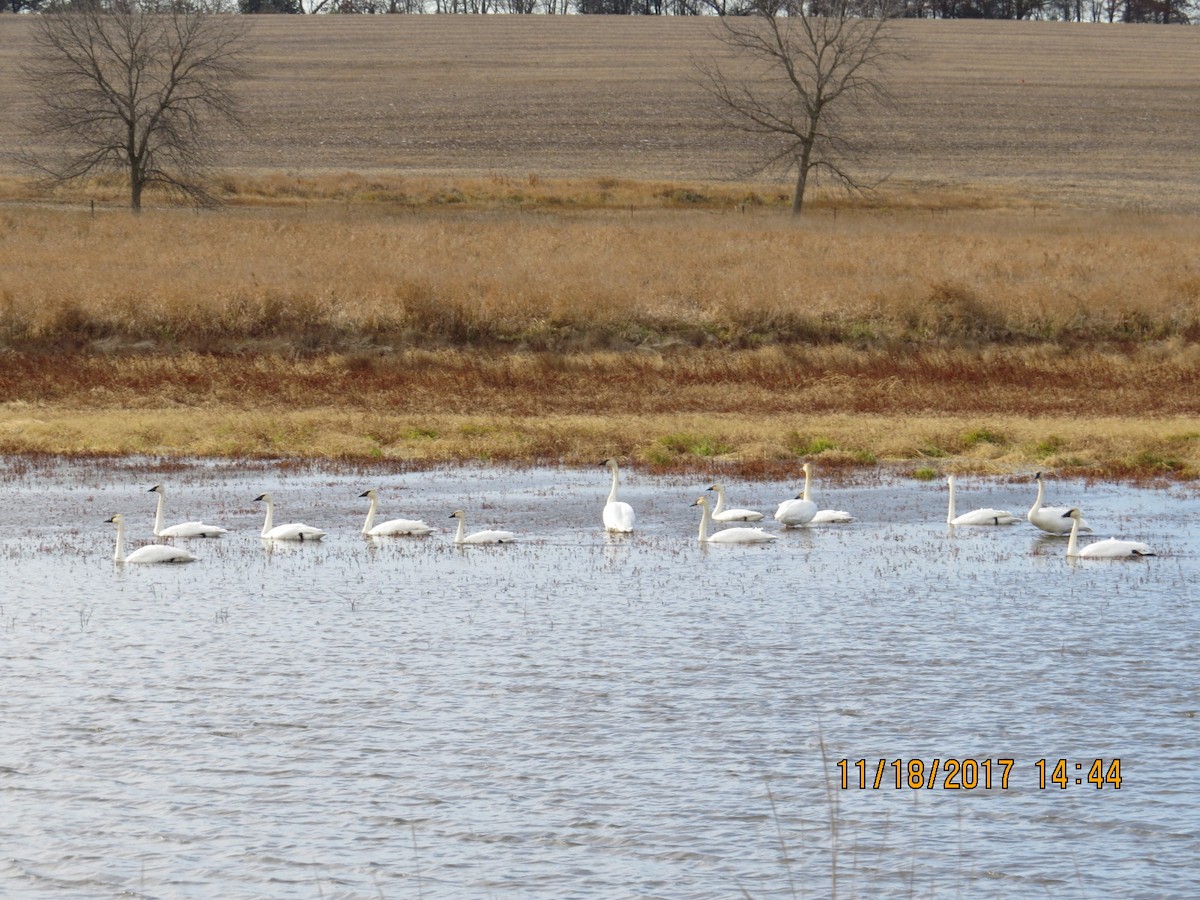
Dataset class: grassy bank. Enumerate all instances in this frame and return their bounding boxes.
[2,187,1199,477]
[2,345,1198,477]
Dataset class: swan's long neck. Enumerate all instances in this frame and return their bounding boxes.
[1029,477,1045,520]
[607,465,620,504]
[711,486,726,515]
[947,477,956,524]
[113,519,126,563]
[261,497,274,536]
[153,491,166,536]
[454,515,466,544]
[697,502,710,542]
[802,465,813,502]
[362,496,377,534]
[1066,514,1080,557]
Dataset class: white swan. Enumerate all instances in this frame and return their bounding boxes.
[255,493,326,541]
[1029,472,1091,535]
[946,475,1020,526]
[450,509,516,544]
[148,484,228,538]
[1065,509,1154,558]
[774,490,818,527]
[693,496,776,544]
[800,462,855,524]
[107,514,196,564]
[707,483,764,522]
[359,489,434,536]
[601,458,635,533]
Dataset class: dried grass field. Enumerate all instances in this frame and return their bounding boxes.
[1,16,1199,475]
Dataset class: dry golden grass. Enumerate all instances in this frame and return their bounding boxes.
[3,203,1200,351]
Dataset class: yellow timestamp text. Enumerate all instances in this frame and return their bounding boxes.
[836,758,1122,790]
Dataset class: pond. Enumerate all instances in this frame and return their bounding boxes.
[1,456,1197,898]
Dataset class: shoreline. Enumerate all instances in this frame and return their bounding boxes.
[3,406,1197,481]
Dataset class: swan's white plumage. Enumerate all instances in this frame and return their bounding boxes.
[799,462,854,524]
[107,514,196,564]
[1028,472,1091,535]
[946,475,1020,526]
[693,496,776,544]
[255,493,326,541]
[359,489,434,536]
[450,509,516,544]
[707,483,764,522]
[774,493,818,527]
[149,484,228,538]
[601,458,635,533]
[1065,509,1154,558]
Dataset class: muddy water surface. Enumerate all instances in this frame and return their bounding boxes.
[1,456,1197,898]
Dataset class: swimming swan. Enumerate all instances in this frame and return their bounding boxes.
[1065,509,1154,558]
[450,509,516,544]
[693,496,776,544]
[255,493,327,541]
[946,475,1020,526]
[359,489,434,536]
[107,514,196,564]
[707,483,764,522]
[1029,472,1091,535]
[601,458,635,533]
[773,490,818,528]
[148,484,228,538]
[800,462,855,524]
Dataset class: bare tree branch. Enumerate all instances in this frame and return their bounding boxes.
[695,0,901,217]
[22,1,249,211]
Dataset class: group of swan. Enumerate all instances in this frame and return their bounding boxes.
[945,471,1154,558]
[109,484,527,562]
[692,495,775,543]
[106,467,1156,563]
[772,462,856,527]
[109,484,226,563]
[109,485,433,563]
[603,458,853,543]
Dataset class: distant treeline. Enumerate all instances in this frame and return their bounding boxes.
[4,0,1192,23]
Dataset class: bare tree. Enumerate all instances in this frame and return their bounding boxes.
[23,0,248,211]
[696,0,900,217]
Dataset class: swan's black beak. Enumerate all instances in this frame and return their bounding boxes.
[147,485,160,492]
[254,494,266,502]
[359,490,371,498]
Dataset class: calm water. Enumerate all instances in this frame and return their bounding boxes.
[1,456,1197,899]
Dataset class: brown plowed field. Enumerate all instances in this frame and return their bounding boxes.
[2,16,1199,209]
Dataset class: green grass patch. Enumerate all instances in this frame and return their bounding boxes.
[655,432,733,459]
[788,434,838,455]
[962,427,1009,448]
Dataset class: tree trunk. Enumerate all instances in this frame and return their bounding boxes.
[791,166,807,217]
